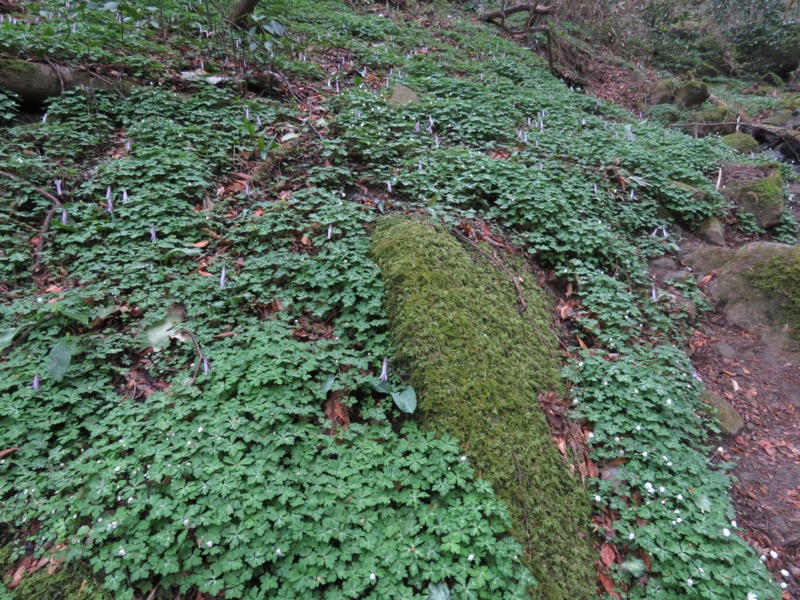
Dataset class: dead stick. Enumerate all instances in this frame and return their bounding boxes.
[0,170,63,272]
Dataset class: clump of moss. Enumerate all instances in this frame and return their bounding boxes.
[0,542,110,600]
[721,132,759,154]
[741,168,784,209]
[749,246,800,336]
[371,217,596,600]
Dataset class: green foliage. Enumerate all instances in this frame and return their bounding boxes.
[0,88,20,123]
[749,247,800,334]
[564,346,779,599]
[371,217,596,600]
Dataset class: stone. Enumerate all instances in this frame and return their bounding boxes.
[684,242,800,347]
[697,216,726,246]
[661,270,693,283]
[721,133,759,154]
[713,342,737,359]
[674,81,710,108]
[387,84,419,108]
[763,110,795,127]
[724,165,784,229]
[702,391,744,436]
[763,72,785,88]
[650,79,676,105]
[648,257,678,271]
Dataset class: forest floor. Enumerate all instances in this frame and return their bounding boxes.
[575,46,800,595]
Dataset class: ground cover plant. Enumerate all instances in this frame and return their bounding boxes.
[0,0,790,598]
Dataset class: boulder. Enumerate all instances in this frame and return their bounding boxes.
[649,79,676,105]
[684,242,800,346]
[387,84,419,108]
[721,133,759,154]
[722,164,784,228]
[697,216,726,246]
[702,391,744,436]
[674,81,710,108]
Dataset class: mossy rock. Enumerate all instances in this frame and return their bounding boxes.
[763,110,794,127]
[721,133,759,154]
[649,78,676,105]
[724,165,784,228]
[387,84,420,107]
[684,242,800,345]
[697,216,726,246]
[371,217,596,600]
[694,62,720,79]
[702,391,745,436]
[763,72,785,88]
[674,81,710,108]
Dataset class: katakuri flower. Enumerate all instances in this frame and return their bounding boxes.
[150,225,156,243]
[380,358,388,382]
[220,266,226,290]
[54,179,62,196]
[32,374,40,391]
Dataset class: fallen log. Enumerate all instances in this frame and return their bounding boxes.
[0,58,132,105]
[482,2,556,21]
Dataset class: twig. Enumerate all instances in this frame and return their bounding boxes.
[0,170,63,272]
[509,450,533,557]
[178,329,207,385]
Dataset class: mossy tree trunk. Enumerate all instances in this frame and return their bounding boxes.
[230,0,260,28]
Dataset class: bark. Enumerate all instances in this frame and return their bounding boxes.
[230,0,261,28]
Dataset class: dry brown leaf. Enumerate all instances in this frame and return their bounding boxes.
[193,240,209,248]
[600,542,616,566]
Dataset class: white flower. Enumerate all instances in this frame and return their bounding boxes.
[635,424,642,431]
[780,569,789,577]
[628,532,635,541]
[594,495,602,502]
[717,446,724,453]
[460,455,467,462]
[183,519,190,527]
[676,518,682,524]
[642,451,648,458]
[677,494,684,501]
[369,573,376,582]
[687,578,693,587]
[275,548,283,557]
[659,486,666,493]
[759,555,767,562]
[118,547,126,557]
[666,398,672,405]
[587,432,594,439]
[114,466,121,472]
[723,528,731,537]
[731,520,737,528]
[747,592,758,600]
[615,437,621,443]
[780,583,788,590]
[468,554,475,561]
[770,550,778,559]
[197,427,203,433]
[206,541,214,548]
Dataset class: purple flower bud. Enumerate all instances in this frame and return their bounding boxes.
[61,209,68,225]
[122,190,129,203]
[362,67,367,77]
[651,284,658,302]
[125,140,131,151]
[523,132,528,143]
[220,266,227,290]
[418,161,423,172]
[203,356,210,375]
[594,184,598,196]
[517,130,523,141]
[434,136,440,148]
[32,374,40,391]
[630,189,635,200]
[327,224,333,240]
[387,180,392,193]
[327,79,331,88]
[200,60,204,70]
[380,358,388,382]
[527,116,531,126]
[42,112,48,123]
[256,115,262,128]
[336,81,340,93]
[54,179,62,196]
[245,107,250,120]
[245,181,250,196]
[426,122,433,135]
[150,225,156,243]
[428,115,434,126]
[414,121,420,133]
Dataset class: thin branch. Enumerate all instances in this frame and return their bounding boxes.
[0,170,63,272]
[178,329,207,385]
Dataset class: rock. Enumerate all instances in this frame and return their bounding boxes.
[763,110,795,127]
[648,257,678,271]
[684,242,800,347]
[694,62,720,79]
[697,216,726,246]
[723,164,784,229]
[721,133,759,154]
[387,84,419,108]
[702,391,744,436]
[713,342,737,359]
[674,81,710,108]
[649,79,676,105]
[696,37,731,74]
[662,270,693,283]
[763,72,785,88]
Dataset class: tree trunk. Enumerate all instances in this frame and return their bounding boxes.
[230,0,261,28]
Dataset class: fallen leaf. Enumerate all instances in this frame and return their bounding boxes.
[732,379,739,392]
[598,573,619,597]
[600,543,616,566]
[0,448,19,459]
[193,240,209,248]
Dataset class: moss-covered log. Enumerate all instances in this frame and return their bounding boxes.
[371,217,596,600]
[0,59,131,105]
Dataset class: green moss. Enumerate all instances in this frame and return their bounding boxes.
[741,169,784,209]
[721,133,759,154]
[696,105,730,123]
[0,542,110,600]
[371,217,596,600]
[749,247,800,336]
